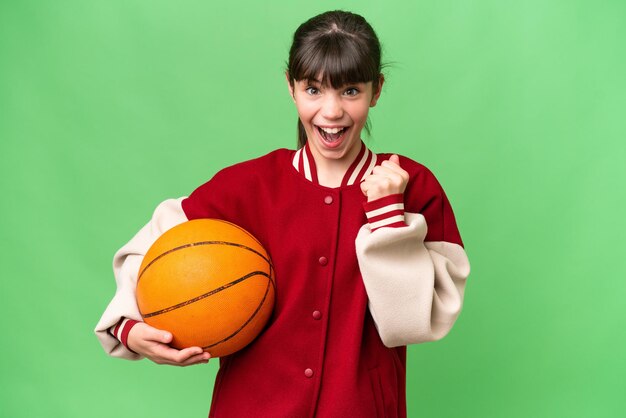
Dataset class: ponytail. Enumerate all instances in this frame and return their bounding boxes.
[297,119,307,149]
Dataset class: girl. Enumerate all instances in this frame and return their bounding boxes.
[96,10,470,418]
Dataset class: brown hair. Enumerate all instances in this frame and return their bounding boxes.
[286,11,383,148]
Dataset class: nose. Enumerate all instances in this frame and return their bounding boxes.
[321,94,344,120]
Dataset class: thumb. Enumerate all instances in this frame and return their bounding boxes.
[145,324,172,343]
[160,331,173,343]
[388,154,400,166]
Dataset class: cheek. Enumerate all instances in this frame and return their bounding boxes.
[294,102,315,123]
[350,104,371,124]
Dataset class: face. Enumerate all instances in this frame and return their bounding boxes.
[287,73,383,165]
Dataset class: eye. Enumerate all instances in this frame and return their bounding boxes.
[344,87,359,97]
[305,86,320,95]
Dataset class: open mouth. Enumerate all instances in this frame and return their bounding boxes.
[316,125,348,143]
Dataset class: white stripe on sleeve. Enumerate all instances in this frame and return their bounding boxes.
[365,203,404,218]
[369,215,406,230]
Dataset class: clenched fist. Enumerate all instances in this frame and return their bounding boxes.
[360,154,409,202]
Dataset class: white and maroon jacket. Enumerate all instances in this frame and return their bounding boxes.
[95,143,470,418]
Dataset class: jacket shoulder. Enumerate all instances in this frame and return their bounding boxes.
[182,149,292,220]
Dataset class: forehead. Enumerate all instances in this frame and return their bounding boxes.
[298,76,372,88]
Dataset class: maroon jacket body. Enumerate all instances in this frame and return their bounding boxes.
[178,148,463,418]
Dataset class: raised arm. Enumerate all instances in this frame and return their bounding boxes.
[357,155,470,347]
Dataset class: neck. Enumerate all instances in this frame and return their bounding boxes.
[311,141,363,188]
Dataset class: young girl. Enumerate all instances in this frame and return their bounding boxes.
[96,10,470,418]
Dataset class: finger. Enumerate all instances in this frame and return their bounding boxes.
[389,154,400,166]
[364,162,398,180]
[372,164,405,179]
[179,352,211,366]
[363,173,385,183]
[361,175,387,195]
[368,170,403,188]
[162,348,210,366]
[164,346,210,365]
[360,179,369,196]
[139,323,173,344]
[148,343,197,364]
[381,159,409,179]
[376,165,409,187]
[371,165,395,177]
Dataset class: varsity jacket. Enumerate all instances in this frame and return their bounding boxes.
[95,143,470,418]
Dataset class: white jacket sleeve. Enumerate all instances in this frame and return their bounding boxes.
[94,197,188,359]
[355,212,470,347]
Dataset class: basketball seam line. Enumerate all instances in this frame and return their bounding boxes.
[138,240,274,282]
[141,270,270,318]
[213,219,265,249]
[202,277,272,350]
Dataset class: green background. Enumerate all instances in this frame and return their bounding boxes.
[1,0,624,417]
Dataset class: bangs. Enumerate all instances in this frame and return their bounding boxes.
[290,33,379,88]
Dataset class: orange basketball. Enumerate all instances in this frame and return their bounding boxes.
[136,219,275,357]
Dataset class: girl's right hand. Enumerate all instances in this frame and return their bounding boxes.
[127,322,211,366]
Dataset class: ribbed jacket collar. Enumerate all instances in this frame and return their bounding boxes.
[291,141,378,186]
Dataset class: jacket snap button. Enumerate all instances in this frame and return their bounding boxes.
[312,311,322,320]
[304,368,314,378]
[318,256,328,266]
[324,195,333,204]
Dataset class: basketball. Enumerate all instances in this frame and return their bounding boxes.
[136,219,275,357]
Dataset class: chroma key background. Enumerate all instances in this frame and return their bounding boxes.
[1,1,624,417]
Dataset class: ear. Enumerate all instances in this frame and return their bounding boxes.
[285,72,296,102]
[369,74,385,107]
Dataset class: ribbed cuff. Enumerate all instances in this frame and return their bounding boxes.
[363,194,406,231]
[109,318,141,353]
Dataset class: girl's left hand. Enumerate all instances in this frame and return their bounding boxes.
[360,154,409,202]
